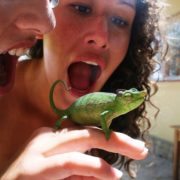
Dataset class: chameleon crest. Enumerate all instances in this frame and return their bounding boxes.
[49,80,147,140]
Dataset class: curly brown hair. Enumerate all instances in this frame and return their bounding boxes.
[103,0,160,135]
[29,0,161,177]
[99,0,161,177]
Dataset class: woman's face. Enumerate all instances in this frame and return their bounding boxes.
[44,0,136,108]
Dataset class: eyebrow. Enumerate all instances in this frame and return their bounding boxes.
[117,0,136,9]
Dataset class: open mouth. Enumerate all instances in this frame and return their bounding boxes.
[0,53,17,95]
[68,61,101,96]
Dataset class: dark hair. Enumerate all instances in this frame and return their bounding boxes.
[29,0,161,177]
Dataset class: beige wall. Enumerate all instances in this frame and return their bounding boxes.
[149,82,180,142]
[148,1,180,143]
[164,0,180,16]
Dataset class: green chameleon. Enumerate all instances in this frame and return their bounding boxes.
[49,80,147,140]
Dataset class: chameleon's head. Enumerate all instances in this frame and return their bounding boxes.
[115,88,147,114]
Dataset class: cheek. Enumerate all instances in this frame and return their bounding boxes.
[51,22,81,58]
[54,11,81,45]
[110,34,130,68]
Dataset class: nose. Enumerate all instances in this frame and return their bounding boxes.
[84,16,109,49]
[15,1,56,35]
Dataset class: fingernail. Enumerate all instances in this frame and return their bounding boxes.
[135,139,145,147]
[114,168,123,179]
[141,147,149,157]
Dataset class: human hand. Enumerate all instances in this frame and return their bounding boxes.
[1,126,148,180]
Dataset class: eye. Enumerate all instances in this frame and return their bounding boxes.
[71,4,91,14]
[50,0,59,8]
[131,88,138,92]
[111,16,128,28]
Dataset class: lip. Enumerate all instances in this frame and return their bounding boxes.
[4,39,37,53]
[70,87,92,97]
[72,54,106,70]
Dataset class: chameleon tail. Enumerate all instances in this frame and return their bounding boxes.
[49,80,69,116]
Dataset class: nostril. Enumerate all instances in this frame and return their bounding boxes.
[87,40,107,49]
[88,40,95,45]
[102,44,107,49]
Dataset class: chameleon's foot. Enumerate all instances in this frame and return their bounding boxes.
[105,129,112,140]
[53,116,68,131]
[100,111,112,141]
[54,119,61,131]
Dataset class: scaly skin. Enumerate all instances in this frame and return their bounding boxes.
[49,80,147,140]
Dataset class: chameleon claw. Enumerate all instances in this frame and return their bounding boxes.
[54,119,61,130]
[54,115,68,131]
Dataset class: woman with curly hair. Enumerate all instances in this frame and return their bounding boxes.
[0,0,161,179]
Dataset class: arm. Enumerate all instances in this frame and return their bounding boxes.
[1,126,147,180]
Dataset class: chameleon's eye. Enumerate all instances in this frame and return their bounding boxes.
[131,88,138,92]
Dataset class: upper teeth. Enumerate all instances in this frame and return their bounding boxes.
[8,48,30,56]
[0,48,29,56]
[85,61,98,66]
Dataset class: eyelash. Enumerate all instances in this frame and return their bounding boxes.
[71,4,129,28]
[71,4,91,14]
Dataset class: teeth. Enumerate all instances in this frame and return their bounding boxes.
[0,50,7,55]
[8,49,16,56]
[8,48,30,57]
[14,48,25,56]
[84,61,98,66]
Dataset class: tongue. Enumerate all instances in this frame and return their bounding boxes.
[68,62,101,91]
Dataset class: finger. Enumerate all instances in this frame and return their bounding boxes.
[41,152,123,180]
[38,127,148,160]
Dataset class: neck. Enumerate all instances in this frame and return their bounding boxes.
[16,60,57,123]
